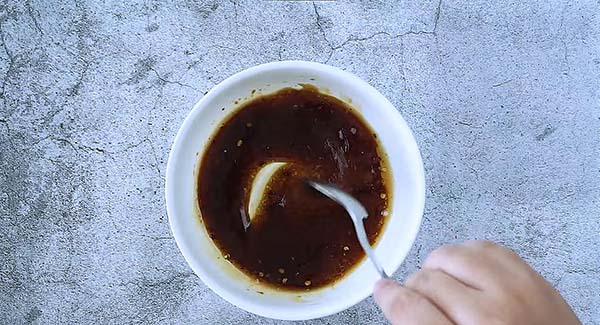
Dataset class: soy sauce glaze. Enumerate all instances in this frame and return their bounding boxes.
[197,85,391,290]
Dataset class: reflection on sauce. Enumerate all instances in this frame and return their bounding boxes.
[197,85,391,290]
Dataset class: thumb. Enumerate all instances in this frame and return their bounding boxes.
[373,279,453,325]
[373,279,403,311]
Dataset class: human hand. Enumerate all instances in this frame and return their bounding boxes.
[373,241,580,324]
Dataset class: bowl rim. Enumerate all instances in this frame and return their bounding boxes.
[165,60,425,320]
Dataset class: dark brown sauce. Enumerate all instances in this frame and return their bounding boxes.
[197,85,391,290]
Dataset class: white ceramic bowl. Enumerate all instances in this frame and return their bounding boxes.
[166,61,425,320]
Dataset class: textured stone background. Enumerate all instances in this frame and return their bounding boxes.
[1,0,599,324]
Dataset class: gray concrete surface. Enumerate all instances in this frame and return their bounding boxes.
[1,0,599,323]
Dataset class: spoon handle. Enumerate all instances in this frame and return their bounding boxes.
[351,217,389,279]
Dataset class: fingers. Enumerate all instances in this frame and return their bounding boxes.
[423,241,510,289]
[374,279,454,325]
[405,269,481,325]
[462,240,526,267]
[461,240,554,293]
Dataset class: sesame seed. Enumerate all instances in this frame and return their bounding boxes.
[224,254,230,259]
[236,139,243,147]
[350,127,357,134]
[381,210,389,217]
[343,246,350,251]
[380,193,387,199]
[278,268,285,274]
[258,272,264,277]
[304,280,311,286]
[282,278,288,284]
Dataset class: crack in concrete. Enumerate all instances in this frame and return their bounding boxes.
[43,56,93,126]
[555,266,600,287]
[25,0,44,36]
[536,126,557,141]
[48,136,161,161]
[141,234,173,241]
[559,1,571,74]
[146,137,162,180]
[43,106,65,126]
[44,57,93,124]
[0,22,18,104]
[432,0,442,34]
[332,31,391,50]
[67,60,91,97]
[0,118,17,149]
[52,137,107,154]
[150,67,198,91]
[52,134,163,179]
[314,0,443,63]
[42,157,62,165]
[41,278,82,287]
[211,44,238,52]
[492,79,514,87]
[228,0,239,20]
[468,165,480,180]
[183,1,220,19]
[115,272,194,288]
[149,81,165,116]
[122,138,148,152]
[312,2,334,49]
[398,38,409,95]
[122,49,198,90]
[74,1,94,67]
[312,2,337,63]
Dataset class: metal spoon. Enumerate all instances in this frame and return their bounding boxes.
[308,181,389,279]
